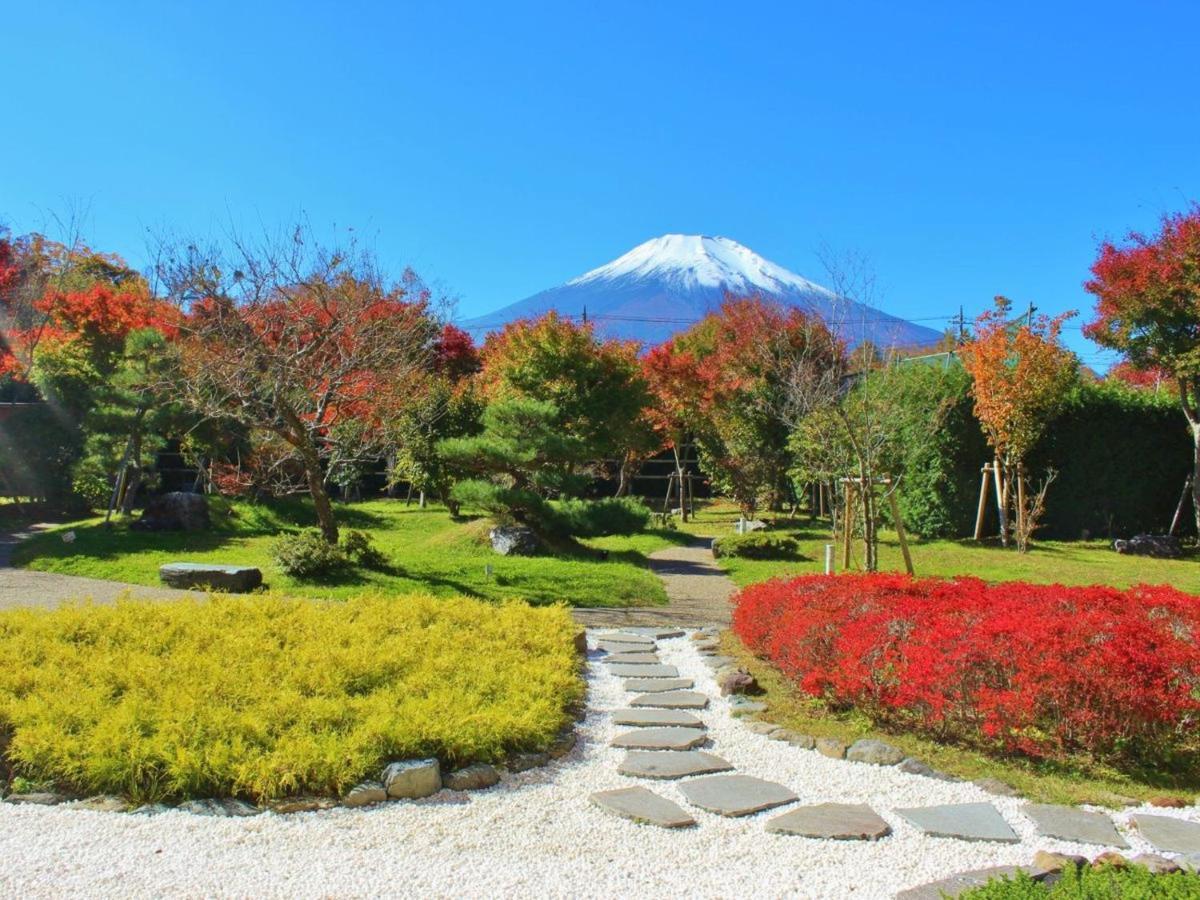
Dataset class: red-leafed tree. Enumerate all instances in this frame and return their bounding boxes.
[1085,206,1200,532]
[641,341,707,519]
[158,227,440,542]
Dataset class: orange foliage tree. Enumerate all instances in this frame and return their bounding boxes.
[959,296,1077,549]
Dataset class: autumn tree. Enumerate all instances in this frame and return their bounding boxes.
[959,296,1077,550]
[157,226,439,543]
[641,341,707,520]
[477,312,655,491]
[1084,206,1200,533]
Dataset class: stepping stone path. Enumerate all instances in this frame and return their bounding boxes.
[1132,814,1200,854]
[1023,803,1128,848]
[766,803,892,840]
[609,664,679,678]
[618,750,734,780]
[623,677,694,693]
[612,708,705,728]
[678,775,797,817]
[611,727,707,751]
[590,787,695,828]
[895,802,1020,844]
[629,690,709,709]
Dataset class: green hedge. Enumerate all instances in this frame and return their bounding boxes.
[881,367,1193,540]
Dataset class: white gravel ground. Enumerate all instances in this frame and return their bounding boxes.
[1,632,1196,899]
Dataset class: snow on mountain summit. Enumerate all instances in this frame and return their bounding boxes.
[567,234,835,296]
[460,234,942,349]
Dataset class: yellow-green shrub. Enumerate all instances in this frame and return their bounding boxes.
[0,593,582,802]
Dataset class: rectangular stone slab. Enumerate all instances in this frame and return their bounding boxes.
[589,787,695,828]
[623,678,694,693]
[894,802,1019,844]
[622,628,686,639]
[618,750,733,780]
[612,708,704,728]
[597,640,656,653]
[611,727,707,751]
[1132,814,1200,854]
[603,652,662,664]
[1023,803,1128,848]
[630,690,709,709]
[766,803,892,840]
[596,632,655,646]
[608,664,679,678]
[678,775,797,817]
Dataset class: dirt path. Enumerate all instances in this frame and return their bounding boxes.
[0,524,202,611]
[573,537,736,628]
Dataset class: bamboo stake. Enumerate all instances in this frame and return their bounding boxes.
[888,491,914,575]
[842,482,855,570]
[973,464,991,540]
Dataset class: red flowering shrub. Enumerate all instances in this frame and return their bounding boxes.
[733,574,1200,765]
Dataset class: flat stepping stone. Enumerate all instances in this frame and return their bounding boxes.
[895,802,1019,843]
[618,750,733,780]
[896,866,1043,900]
[624,677,694,693]
[603,652,662,664]
[596,640,653,653]
[612,708,704,728]
[589,787,695,828]
[597,632,655,646]
[1132,814,1200,854]
[1024,803,1128,848]
[609,664,679,678]
[678,774,797,817]
[630,690,709,709]
[622,628,685,639]
[611,727,707,751]
[766,803,892,840]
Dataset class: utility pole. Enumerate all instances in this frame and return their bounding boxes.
[954,305,966,345]
[1026,302,1036,326]
[581,305,587,325]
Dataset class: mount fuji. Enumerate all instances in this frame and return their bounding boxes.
[460,235,944,349]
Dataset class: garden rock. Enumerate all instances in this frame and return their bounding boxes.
[132,491,209,532]
[268,796,337,814]
[72,795,129,813]
[1112,533,1182,558]
[1023,803,1128,848]
[489,525,540,556]
[179,798,258,817]
[734,519,767,534]
[1149,795,1189,808]
[589,787,695,829]
[897,757,957,781]
[444,763,501,791]
[342,782,387,807]
[1032,851,1087,873]
[815,737,848,759]
[728,698,767,717]
[678,774,797,817]
[612,708,704,728]
[703,655,734,669]
[974,776,1021,797]
[159,563,263,593]
[129,803,172,816]
[1180,852,1200,873]
[785,733,816,749]
[896,866,1045,900]
[895,802,1020,843]
[573,630,587,655]
[1129,853,1182,875]
[766,802,892,840]
[717,669,760,696]
[547,731,576,759]
[846,739,905,766]
[745,721,782,736]
[506,752,549,773]
[382,759,441,799]
[617,750,733,780]
[611,727,707,751]
[4,792,67,806]
[1131,814,1200,854]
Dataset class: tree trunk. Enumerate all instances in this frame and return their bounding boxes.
[307,464,339,544]
[672,439,688,523]
[1192,421,1200,537]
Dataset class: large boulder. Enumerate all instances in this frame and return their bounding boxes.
[1112,534,1182,558]
[159,563,263,593]
[489,525,541,556]
[132,492,210,532]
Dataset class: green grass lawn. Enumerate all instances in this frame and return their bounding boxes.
[13,499,686,608]
[672,501,1200,592]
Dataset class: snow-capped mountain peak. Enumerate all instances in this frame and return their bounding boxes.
[567,234,834,297]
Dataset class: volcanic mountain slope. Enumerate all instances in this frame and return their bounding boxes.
[460,234,945,348]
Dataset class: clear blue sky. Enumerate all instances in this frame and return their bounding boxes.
[5,1,1199,366]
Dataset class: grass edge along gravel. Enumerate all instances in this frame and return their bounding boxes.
[0,592,583,803]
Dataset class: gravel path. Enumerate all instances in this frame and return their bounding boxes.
[3,632,1192,899]
[574,537,734,628]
